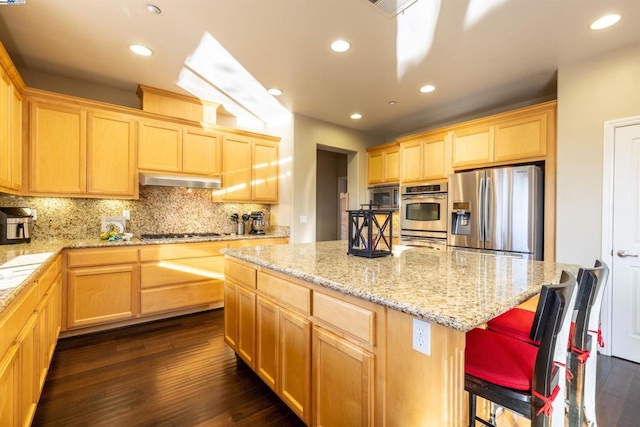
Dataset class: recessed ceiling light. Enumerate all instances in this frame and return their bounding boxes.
[146,4,161,14]
[267,88,283,96]
[129,44,154,56]
[389,100,397,105]
[590,14,621,30]
[331,40,351,53]
[420,84,436,93]
[350,113,362,120]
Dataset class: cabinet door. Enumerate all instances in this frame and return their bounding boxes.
[138,119,182,172]
[222,134,252,201]
[87,112,137,197]
[183,127,220,176]
[10,86,22,191]
[400,140,423,183]
[223,281,239,349]
[367,150,384,185]
[256,296,279,391]
[0,343,19,427]
[313,326,374,427]
[35,290,50,392]
[494,112,548,162]
[29,101,86,194]
[237,285,256,368]
[0,68,10,189]
[17,313,37,427]
[384,146,400,183]
[252,138,278,202]
[423,137,447,181]
[451,125,493,169]
[67,264,139,329]
[280,308,311,424]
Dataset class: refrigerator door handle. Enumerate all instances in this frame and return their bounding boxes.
[484,176,492,242]
[478,175,485,242]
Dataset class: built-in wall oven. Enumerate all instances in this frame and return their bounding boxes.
[400,182,448,250]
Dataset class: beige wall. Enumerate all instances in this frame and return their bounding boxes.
[292,114,384,243]
[556,42,640,265]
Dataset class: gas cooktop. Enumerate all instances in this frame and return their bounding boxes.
[139,232,222,240]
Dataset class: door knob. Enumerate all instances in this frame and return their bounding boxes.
[617,250,639,258]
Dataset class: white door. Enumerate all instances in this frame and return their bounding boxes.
[611,123,640,363]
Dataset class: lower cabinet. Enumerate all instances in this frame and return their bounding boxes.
[224,259,378,426]
[312,327,373,427]
[66,248,139,329]
[0,255,61,427]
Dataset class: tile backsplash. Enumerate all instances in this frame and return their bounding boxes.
[0,186,271,240]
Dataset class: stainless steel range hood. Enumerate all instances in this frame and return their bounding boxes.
[139,173,221,189]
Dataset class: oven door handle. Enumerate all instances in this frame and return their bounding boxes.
[401,194,447,200]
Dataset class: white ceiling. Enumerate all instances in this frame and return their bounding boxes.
[1,0,639,137]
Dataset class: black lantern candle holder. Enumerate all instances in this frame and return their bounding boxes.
[347,203,393,258]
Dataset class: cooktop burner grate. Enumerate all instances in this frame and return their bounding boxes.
[140,232,222,240]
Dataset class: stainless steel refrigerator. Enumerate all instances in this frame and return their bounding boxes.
[448,165,544,259]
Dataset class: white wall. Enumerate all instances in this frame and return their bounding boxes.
[556,42,640,265]
[292,114,384,243]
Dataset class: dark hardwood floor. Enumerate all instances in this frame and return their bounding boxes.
[32,309,639,427]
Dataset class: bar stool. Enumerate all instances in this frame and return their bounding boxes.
[465,271,577,427]
[485,261,608,426]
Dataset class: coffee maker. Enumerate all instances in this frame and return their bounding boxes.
[249,211,268,235]
[0,207,33,245]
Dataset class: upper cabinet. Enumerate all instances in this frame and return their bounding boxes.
[26,92,138,199]
[366,142,399,185]
[398,131,450,183]
[218,134,279,203]
[451,103,553,169]
[0,43,25,195]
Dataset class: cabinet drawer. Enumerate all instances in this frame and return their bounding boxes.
[141,280,224,315]
[225,259,256,289]
[141,256,224,288]
[257,272,310,314]
[139,242,228,262]
[313,293,375,345]
[67,248,138,268]
[38,255,61,298]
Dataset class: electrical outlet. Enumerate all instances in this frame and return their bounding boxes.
[300,215,307,224]
[122,210,130,220]
[31,209,37,221]
[412,318,431,356]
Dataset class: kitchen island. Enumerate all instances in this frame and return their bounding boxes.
[221,240,579,426]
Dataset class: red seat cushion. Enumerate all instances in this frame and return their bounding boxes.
[465,328,538,391]
[486,308,539,345]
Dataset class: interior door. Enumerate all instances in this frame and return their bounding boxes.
[611,123,640,363]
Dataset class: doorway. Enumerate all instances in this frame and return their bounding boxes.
[316,149,348,242]
[602,116,640,363]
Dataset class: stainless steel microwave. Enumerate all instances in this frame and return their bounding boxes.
[368,185,399,210]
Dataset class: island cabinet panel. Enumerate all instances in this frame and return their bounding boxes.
[312,326,373,427]
[86,111,137,197]
[384,308,466,427]
[223,281,239,348]
[312,292,375,345]
[29,100,87,194]
[256,296,279,391]
[279,308,311,424]
[237,286,256,368]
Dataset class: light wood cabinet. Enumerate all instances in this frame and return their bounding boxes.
[66,248,139,329]
[29,100,87,195]
[0,67,12,190]
[220,134,279,203]
[312,326,374,427]
[27,94,138,199]
[493,111,548,162]
[10,84,22,192]
[87,111,137,197]
[367,143,399,185]
[399,132,449,183]
[237,285,257,368]
[224,258,257,368]
[139,242,226,315]
[138,119,222,177]
[451,124,494,169]
[0,254,61,427]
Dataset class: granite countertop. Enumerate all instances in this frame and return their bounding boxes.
[221,240,581,332]
[0,232,288,315]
